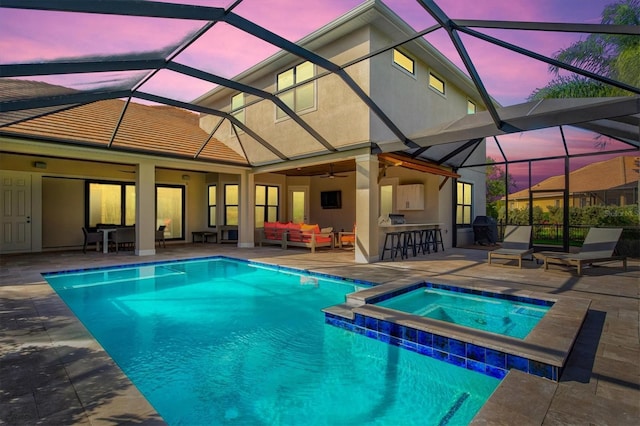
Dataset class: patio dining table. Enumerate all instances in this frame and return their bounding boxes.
[97,228,116,253]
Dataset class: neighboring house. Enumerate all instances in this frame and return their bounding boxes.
[506,156,639,211]
[0,0,487,261]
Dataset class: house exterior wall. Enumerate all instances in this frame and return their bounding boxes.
[196,5,486,255]
[42,177,85,248]
[457,144,488,246]
[309,173,357,232]
[199,27,372,165]
[0,147,220,252]
[0,2,487,258]
[368,28,480,145]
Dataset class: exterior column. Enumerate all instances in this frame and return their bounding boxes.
[354,154,379,263]
[135,162,156,256]
[238,170,255,248]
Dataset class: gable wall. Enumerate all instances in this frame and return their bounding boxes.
[369,26,481,145]
[200,26,373,165]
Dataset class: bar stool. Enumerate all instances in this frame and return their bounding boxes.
[412,229,427,255]
[418,228,431,254]
[423,228,435,253]
[401,230,414,259]
[381,231,404,261]
[433,228,445,252]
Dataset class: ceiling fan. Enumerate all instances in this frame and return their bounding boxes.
[320,163,348,179]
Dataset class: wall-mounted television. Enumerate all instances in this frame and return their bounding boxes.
[320,190,342,209]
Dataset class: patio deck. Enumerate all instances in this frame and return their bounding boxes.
[1,244,638,425]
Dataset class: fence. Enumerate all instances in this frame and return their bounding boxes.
[497,224,639,256]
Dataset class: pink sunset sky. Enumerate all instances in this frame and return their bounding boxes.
[0,0,633,189]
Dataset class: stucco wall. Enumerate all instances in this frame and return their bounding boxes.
[309,173,357,232]
[0,152,211,251]
[369,26,482,146]
[42,177,85,248]
[198,27,373,164]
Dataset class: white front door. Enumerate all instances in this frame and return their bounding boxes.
[0,173,32,253]
[288,186,309,224]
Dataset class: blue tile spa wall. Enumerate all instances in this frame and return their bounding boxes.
[367,281,554,308]
[325,312,560,382]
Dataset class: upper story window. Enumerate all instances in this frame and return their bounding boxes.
[429,72,445,95]
[230,93,245,134]
[276,61,315,120]
[467,100,476,114]
[392,49,414,75]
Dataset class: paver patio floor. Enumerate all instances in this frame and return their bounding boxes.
[1,244,638,425]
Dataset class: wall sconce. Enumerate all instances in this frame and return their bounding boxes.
[33,161,47,169]
[182,174,190,181]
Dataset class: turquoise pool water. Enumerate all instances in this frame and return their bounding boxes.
[376,286,551,339]
[44,257,500,425]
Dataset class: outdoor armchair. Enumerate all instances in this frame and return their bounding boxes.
[156,225,166,248]
[81,227,102,253]
[338,225,356,249]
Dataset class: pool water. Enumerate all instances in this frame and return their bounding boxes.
[376,287,551,339]
[45,257,499,425]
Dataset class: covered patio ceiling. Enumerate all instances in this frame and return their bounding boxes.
[0,0,638,171]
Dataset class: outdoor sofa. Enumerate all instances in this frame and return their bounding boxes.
[259,222,334,253]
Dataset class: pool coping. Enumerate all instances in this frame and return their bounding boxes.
[323,278,591,380]
[38,255,591,422]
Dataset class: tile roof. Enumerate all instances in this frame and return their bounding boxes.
[1,97,248,165]
[509,155,639,199]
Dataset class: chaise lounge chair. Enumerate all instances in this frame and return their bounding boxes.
[488,225,533,268]
[534,227,627,275]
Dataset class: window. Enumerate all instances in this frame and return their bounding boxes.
[224,184,239,225]
[429,72,445,95]
[456,182,473,227]
[392,49,414,74]
[255,184,279,227]
[467,100,476,114]
[276,61,315,119]
[86,181,135,227]
[86,181,184,239]
[156,185,184,239]
[230,93,245,134]
[208,185,217,227]
[380,184,394,218]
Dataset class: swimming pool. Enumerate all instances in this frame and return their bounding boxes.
[44,257,500,425]
[375,285,551,339]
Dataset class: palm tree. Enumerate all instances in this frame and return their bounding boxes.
[529,0,640,100]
